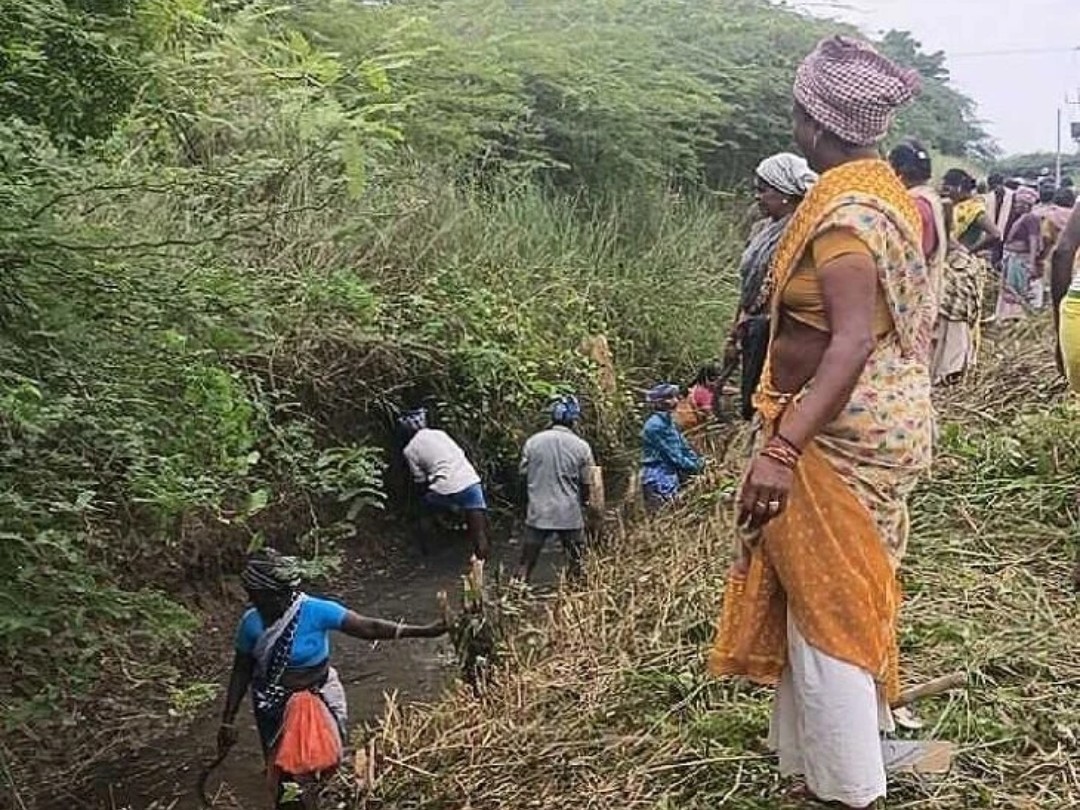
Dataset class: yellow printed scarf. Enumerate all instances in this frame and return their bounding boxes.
[953,197,986,243]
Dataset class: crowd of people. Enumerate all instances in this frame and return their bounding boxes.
[209,32,1080,810]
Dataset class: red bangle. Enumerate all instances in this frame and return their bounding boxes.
[773,432,802,455]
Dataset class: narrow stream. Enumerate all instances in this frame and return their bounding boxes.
[67,531,565,810]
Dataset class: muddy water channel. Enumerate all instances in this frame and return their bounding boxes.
[69,533,563,810]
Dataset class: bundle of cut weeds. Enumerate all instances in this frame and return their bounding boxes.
[347,316,1080,809]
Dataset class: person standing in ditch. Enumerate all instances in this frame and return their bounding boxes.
[216,548,447,810]
[516,395,596,582]
[399,408,491,560]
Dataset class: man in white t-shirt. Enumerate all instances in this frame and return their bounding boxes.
[399,408,490,559]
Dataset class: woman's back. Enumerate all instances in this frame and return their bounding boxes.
[236,596,347,668]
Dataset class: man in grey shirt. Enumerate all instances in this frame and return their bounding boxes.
[516,395,596,582]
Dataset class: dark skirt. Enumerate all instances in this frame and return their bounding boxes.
[739,315,769,421]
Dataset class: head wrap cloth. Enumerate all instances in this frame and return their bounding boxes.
[646,383,680,403]
[794,36,921,146]
[242,548,302,592]
[1014,186,1039,206]
[756,153,818,198]
[551,395,582,424]
[398,408,428,433]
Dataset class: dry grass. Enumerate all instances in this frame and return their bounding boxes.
[345,317,1080,809]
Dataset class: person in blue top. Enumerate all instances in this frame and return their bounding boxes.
[216,549,447,809]
[641,382,705,511]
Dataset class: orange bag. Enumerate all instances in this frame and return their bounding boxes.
[273,691,342,776]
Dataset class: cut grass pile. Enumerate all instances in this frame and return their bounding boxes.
[351,318,1080,809]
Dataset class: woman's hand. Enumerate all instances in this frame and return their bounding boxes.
[723,333,740,368]
[737,453,794,531]
[425,619,450,637]
[217,722,238,756]
[729,533,753,577]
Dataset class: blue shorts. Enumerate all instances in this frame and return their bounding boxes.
[423,483,487,512]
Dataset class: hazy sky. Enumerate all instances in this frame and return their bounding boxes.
[791,0,1080,156]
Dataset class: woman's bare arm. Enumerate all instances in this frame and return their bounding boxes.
[774,253,878,449]
[221,651,253,725]
[1051,205,1080,370]
[1052,205,1080,313]
[340,611,446,640]
[217,651,254,753]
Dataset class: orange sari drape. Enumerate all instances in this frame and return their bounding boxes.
[708,160,935,703]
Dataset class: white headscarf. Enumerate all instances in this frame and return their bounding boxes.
[755,152,818,199]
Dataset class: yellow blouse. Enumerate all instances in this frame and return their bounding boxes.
[781,229,894,338]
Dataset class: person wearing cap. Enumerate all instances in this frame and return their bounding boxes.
[399,408,491,560]
[708,36,937,808]
[515,395,596,582]
[640,383,704,511]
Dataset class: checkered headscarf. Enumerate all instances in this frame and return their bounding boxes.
[794,36,921,147]
[241,548,302,593]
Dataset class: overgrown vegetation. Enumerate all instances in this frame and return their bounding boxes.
[360,322,1080,809]
[991,151,1080,183]
[0,0,990,797]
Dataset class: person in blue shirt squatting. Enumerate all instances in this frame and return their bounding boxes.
[640,383,705,511]
[217,549,447,809]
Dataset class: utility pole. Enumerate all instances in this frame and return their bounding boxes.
[1057,107,1063,187]
[1065,89,1080,184]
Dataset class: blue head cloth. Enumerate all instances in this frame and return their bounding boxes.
[646,383,680,404]
[398,407,428,433]
[551,395,582,425]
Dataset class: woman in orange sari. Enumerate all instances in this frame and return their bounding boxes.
[709,36,934,808]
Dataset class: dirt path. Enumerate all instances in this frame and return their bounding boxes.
[63,526,565,810]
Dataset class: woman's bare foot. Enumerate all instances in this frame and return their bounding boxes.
[784,782,876,808]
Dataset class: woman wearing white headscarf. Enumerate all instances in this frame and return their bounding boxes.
[725,153,818,419]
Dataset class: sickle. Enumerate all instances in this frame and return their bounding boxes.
[196,747,232,808]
